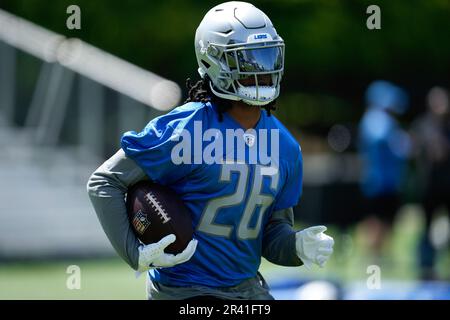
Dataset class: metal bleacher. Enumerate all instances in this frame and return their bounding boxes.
[0,122,110,258]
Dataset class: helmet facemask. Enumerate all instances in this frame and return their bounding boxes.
[202,40,285,106]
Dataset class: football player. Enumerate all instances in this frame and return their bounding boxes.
[87,1,334,300]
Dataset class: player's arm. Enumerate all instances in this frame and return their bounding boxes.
[262,207,334,269]
[87,149,145,270]
[87,149,196,272]
[264,146,334,268]
[262,207,302,266]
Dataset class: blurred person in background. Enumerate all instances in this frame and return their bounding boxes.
[410,87,450,280]
[357,81,411,262]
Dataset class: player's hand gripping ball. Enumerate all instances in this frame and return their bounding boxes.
[126,181,197,271]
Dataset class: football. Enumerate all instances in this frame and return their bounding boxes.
[126,180,194,254]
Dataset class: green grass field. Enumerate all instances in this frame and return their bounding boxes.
[0,206,448,299]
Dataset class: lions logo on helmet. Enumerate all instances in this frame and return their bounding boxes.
[195,1,285,106]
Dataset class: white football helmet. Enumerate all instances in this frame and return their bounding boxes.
[195,1,285,106]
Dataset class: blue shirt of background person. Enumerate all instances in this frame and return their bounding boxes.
[358,80,411,198]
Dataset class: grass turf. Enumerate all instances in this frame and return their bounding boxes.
[0,205,448,299]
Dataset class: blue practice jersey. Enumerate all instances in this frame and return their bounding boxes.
[121,101,302,287]
[358,109,409,197]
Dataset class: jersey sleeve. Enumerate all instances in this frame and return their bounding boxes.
[120,104,201,186]
[273,146,303,211]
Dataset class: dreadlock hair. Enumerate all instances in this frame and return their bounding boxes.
[184,75,276,122]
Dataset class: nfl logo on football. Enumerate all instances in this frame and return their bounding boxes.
[132,210,150,235]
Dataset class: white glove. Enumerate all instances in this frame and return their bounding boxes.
[295,226,334,269]
[137,234,197,272]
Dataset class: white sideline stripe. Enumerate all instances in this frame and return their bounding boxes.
[0,9,181,111]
